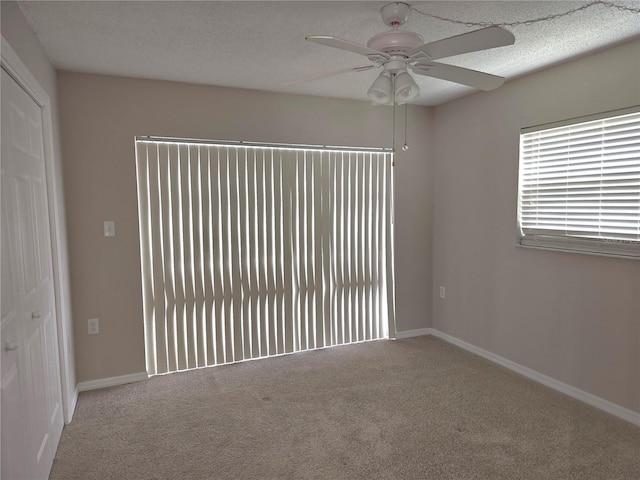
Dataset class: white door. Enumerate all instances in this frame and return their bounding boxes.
[1,68,64,480]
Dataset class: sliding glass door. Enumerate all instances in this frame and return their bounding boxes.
[135,137,395,375]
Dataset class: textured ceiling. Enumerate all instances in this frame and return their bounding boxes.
[18,1,640,106]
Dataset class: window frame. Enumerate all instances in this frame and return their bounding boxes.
[516,106,640,260]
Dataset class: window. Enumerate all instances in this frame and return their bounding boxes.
[517,107,640,259]
[135,137,395,375]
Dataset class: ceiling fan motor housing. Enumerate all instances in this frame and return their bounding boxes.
[367,30,424,55]
[369,2,422,59]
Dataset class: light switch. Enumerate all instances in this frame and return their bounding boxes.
[104,221,115,237]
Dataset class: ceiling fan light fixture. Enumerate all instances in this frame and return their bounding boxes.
[394,70,419,105]
[367,71,393,104]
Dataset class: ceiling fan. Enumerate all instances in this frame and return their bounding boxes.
[283,2,515,105]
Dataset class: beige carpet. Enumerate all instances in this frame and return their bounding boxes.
[50,336,639,479]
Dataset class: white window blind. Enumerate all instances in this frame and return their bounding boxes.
[518,107,640,259]
[135,137,395,375]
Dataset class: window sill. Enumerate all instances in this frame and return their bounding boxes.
[516,242,640,261]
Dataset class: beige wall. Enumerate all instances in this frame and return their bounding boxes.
[1,1,76,420]
[432,39,640,413]
[57,72,434,382]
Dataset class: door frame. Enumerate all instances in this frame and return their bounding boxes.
[1,36,76,423]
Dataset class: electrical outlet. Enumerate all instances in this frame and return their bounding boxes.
[439,286,446,299]
[104,221,115,237]
[88,318,100,335]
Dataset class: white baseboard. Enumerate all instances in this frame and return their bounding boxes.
[77,371,149,393]
[66,385,79,424]
[426,328,640,427]
[394,328,431,339]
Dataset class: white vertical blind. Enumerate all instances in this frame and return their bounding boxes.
[135,138,395,375]
[518,107,640,258]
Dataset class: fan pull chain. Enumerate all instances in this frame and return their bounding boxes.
[392,94,396,167]
[411,1,639,28]
[391,74,396,167]
[402,103,409,152]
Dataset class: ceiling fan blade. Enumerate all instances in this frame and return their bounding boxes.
[411,62,505,91]
[407,26,515,60]
[281,65,377,87]
[306,35,390,60]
